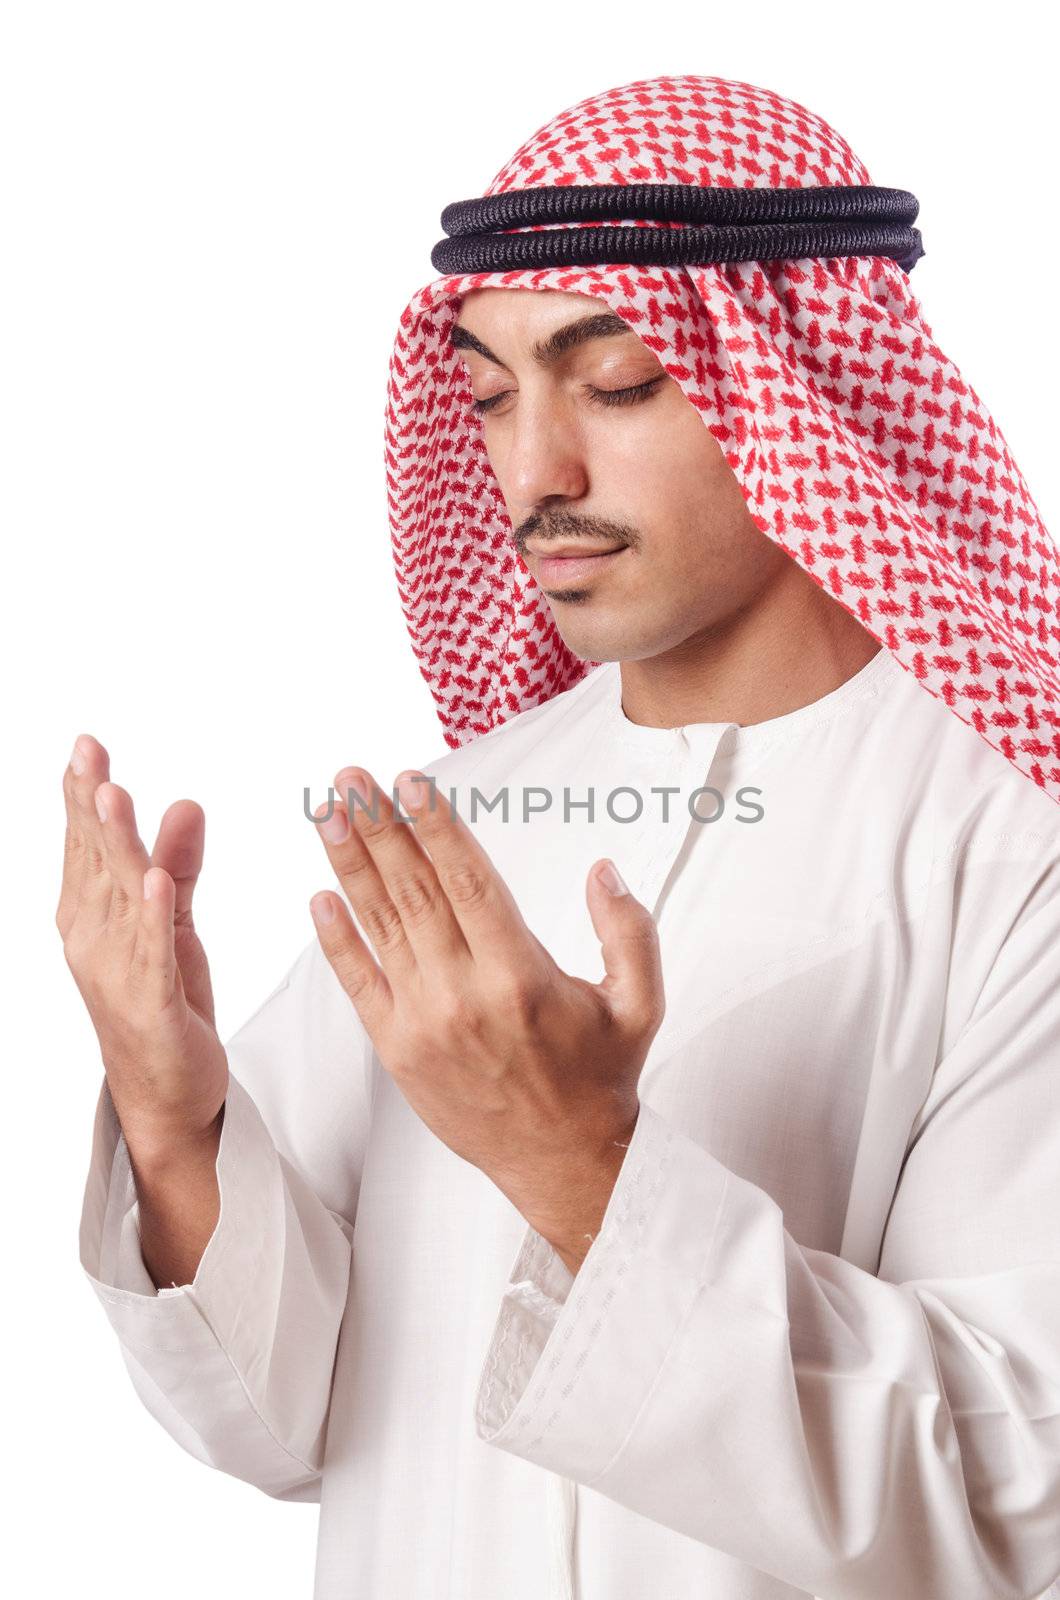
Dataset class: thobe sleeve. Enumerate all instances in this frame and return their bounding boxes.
[79,937,372,1503]
[474,864,1060,1600]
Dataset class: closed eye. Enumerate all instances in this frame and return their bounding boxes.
[470,376,664,415]
[587,377,665,409]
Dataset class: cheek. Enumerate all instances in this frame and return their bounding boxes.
[597,402,724,518]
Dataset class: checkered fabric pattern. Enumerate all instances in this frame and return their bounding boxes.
[384,74,1060,801]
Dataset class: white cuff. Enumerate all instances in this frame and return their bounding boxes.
[80,1069,287,1359]
[473,1100,731,1484]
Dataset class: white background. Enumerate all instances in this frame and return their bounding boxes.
[6,2,1057,1593]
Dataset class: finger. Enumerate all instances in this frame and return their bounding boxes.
[57,759,85,938]
[58,734,112,936]
[390,767,536,967]
[310,888,393,1038]
[310,787,419,986]
[586,860,666,1035]
[130,865,180,1008]
[331,767,471,973]
[94,782,152,927]
[152,800,215,1026]
[150,799,206,929]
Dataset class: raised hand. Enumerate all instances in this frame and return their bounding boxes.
[309,766,665,1272]
[58,734,228,1226]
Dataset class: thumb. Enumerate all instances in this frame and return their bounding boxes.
[151,799,206,927]
[151,798,215,1025]
[586,859,665,1033]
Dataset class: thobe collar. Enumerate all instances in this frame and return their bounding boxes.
[594,646,898,766]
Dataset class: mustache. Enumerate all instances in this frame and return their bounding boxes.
[513,508,640,555]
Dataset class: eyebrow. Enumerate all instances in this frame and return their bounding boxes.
[449,311,636,370]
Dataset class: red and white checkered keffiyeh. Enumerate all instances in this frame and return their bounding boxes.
[384,73,1060,802]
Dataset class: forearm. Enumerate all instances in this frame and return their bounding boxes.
[490,1109,639,1279]
[124,1106,225,1290]
[532,1127,635,1277]
[81,1070,354,1499]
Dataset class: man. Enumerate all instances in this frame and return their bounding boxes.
[65,75,1060,1600]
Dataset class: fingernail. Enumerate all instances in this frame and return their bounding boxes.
[317,801,349,843]
[396,770,427,811]
[339,770,373,808]
[94,788,108,824]
[311,893,335,924]
[70,739,86,776]
[598,859,628,896]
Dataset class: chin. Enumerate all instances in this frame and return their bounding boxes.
[548,603,684,664]
[551,625,638,664]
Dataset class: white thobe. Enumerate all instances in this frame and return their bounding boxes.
[79,644,1060,1600]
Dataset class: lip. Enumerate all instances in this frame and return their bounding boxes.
[526,546,628,585]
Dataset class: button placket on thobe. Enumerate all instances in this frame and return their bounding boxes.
[615,725,737,912]
[543,718,738,1600]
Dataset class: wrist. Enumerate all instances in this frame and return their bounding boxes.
[121,1103,225,1181]
[522,1105,640,1272]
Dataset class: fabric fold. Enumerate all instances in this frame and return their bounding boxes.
[80,1038,355,1501]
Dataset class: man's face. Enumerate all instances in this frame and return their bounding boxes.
[450,287,792,664]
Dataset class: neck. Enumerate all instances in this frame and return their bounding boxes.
[617,562,883,730]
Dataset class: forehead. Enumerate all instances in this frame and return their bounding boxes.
[452,286,618,332]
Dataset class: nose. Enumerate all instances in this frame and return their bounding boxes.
[501,393,589,511]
